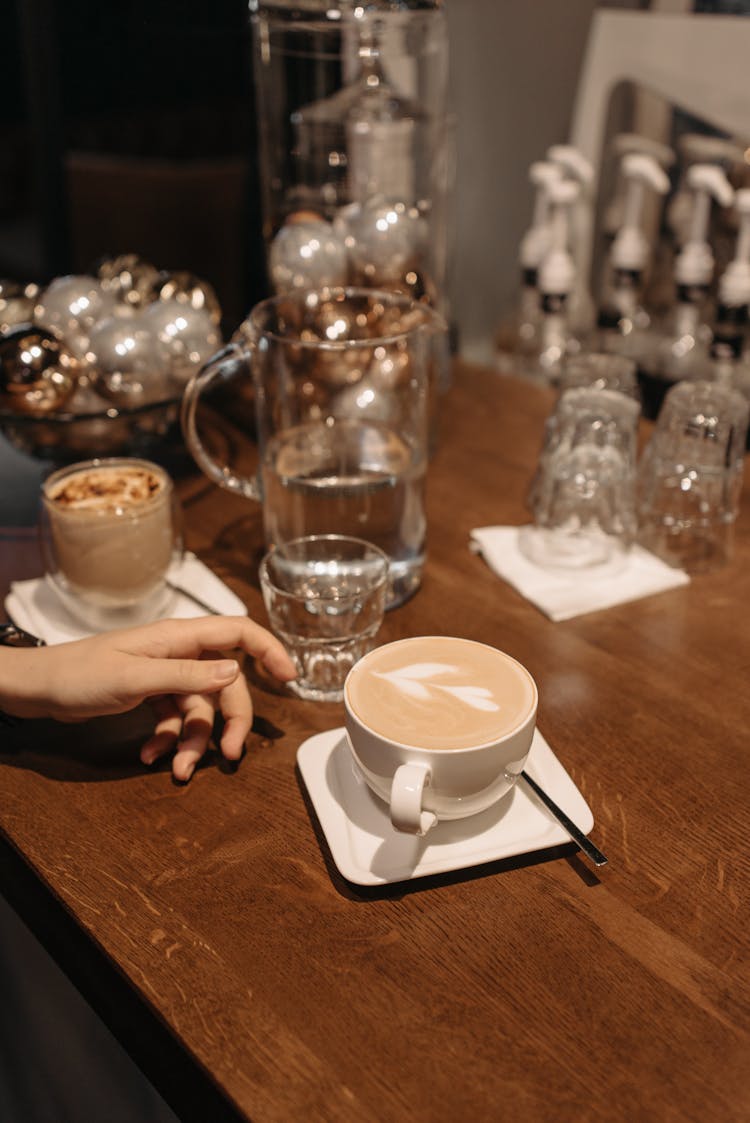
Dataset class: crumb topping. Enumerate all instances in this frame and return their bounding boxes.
[49,466,165,511]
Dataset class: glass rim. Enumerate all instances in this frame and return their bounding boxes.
[562,351,637,374]
[249,1,446,20]
[245,286,446,351]
[41,456,173,513]
[259,534,390,598]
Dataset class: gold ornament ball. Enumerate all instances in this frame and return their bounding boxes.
[0,279,41,334]
[97,254,160,310]
[149,271,222,325]
[0,325,80,414]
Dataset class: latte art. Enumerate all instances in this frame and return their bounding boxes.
[372,663,501,711]
[346,637,536,750]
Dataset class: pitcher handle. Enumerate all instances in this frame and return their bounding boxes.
[180,341,261,501]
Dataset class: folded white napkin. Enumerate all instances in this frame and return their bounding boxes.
[5,552,247,645]
[470,526,690,622]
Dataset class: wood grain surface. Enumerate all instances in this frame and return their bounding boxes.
[1,364,749,1123]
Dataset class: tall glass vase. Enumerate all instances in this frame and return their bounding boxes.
[250,1,453,314]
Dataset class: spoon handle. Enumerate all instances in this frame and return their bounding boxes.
[520,770,608,867]
[165,580,221,616]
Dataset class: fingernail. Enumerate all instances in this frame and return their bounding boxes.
[183,764,194,781]
[213,659,239,682]
[142,751,155,766]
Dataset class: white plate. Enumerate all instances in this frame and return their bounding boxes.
[297,727,595,886]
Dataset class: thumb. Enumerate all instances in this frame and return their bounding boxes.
[125,656,240,700]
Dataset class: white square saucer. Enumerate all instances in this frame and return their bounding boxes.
[5,553,247,643]
[297,727,595,886]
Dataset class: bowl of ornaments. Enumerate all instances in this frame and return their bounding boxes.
[0,257,223,462]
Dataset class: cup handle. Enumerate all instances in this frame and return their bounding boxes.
[390,763,438,836]
[180,341,261,501]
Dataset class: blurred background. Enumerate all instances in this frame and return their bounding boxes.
[7,1,747,356]
[1,2,749,493]
[2,0,749,499]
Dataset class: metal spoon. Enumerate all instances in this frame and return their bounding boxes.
[165,579,221,616]
[520,770,608,867]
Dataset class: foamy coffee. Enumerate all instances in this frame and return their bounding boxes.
[43,458,177,610]
[346,636,535,750]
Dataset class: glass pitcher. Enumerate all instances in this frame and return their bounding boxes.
[181,286,447,607]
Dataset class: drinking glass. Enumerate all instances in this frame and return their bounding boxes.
[259,534,388,702]
[182,287,446,607]
[40,457,183,631]
[637,380,749,572]
[521,387,640,572]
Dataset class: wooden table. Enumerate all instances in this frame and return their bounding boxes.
[1,365,748,1123]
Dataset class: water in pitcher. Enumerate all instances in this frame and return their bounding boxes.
[262,418,426,606]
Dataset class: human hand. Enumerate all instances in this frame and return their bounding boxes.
[0,616,296,781]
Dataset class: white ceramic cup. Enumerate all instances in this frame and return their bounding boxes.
[343,636,538,836]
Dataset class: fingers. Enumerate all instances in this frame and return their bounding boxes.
[126,617,297,682]
[216,669,254,761]
[140,696,182,766]
[170,693,216,782]
[125,655,240,704]
[140,693,217,781]
[140,672,253,781]
[117,616,290,783]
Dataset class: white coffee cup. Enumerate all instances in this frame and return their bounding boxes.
[344,636,538,835]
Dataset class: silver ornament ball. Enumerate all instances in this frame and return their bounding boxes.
[343,197,427,285]
[85,315,172,408]
[269,220,348,293]
[141,300,222,385]
[34,275,117,358]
